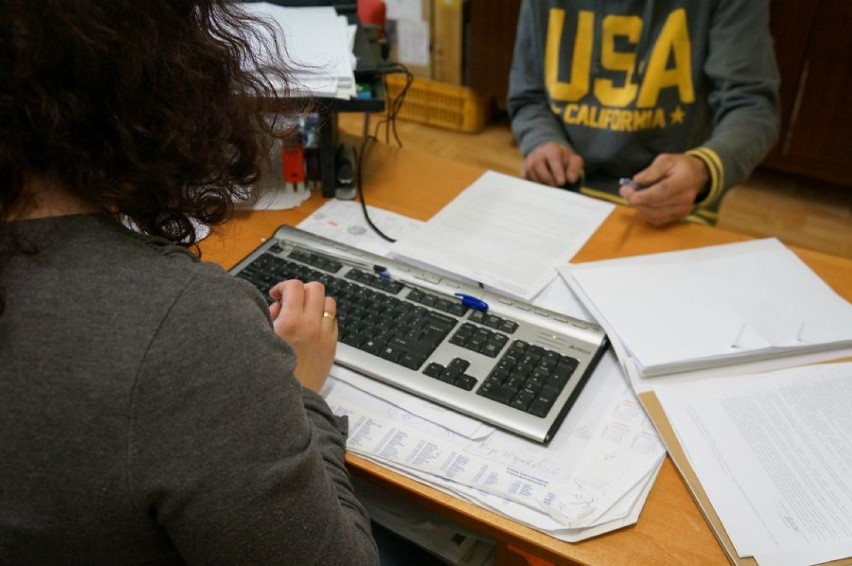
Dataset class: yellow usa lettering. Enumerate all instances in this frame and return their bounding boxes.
[546,8,694,108]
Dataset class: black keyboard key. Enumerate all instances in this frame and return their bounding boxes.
[447,303,468,317]
[438,371,456,384]
[488,368,509,383]
[504,375,525,391]
[527,397,553,418]
[482,314,503,329]
[538,385,560,404]
[489,385,517,405]
[447,358,470,373]
[467,335,486,352]
[481,339,506,358]
[423,362,444,378]
[379,345,403,363]
[513,361,535,377]
[552,358,578,383]
[499,320,519,334]
[399,352,423,370]
[510,390,535,411]
[508,340,529,355]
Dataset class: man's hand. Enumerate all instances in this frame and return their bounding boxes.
[268,279,338,393]
[521,141,584,187]
[619,153,710,226]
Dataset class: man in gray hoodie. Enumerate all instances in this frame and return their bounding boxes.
[508,0,780,225]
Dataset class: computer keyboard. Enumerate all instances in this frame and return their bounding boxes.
[230,225,609,444]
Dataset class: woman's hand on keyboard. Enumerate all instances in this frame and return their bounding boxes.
[268,279,338,393]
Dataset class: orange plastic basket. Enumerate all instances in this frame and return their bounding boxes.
[385,74,489,133]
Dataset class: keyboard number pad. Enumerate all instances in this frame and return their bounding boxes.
[476,341,578,418]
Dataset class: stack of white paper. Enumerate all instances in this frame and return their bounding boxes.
[655,362,852,565]
[239,3,357,99]
[559,238,852,389]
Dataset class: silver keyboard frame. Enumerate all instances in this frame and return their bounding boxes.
[230,225,609,444]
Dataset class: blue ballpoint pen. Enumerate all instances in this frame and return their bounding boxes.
[455,293,489,312]
[619,177,643,190]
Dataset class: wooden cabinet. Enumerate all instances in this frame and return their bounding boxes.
[464,0,851,187]
[764,0,852,186]
[465,0,521,112]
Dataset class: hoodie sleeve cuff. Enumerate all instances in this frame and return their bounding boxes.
[686,147,725,207]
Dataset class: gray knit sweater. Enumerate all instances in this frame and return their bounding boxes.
[0,214,378,565]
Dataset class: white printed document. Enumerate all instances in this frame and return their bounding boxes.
[560,238,852,387]
[389,171,615,301]
[655,362,852,566]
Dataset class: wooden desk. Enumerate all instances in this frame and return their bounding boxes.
[200,139,852,565]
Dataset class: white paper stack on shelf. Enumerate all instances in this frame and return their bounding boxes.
[300,201,667,543]
[558,238,852,391]
[239,2,357,99]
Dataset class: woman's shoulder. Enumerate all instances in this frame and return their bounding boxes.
[54,214,267,324]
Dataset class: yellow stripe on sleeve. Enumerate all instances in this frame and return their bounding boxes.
[686,147,724,207]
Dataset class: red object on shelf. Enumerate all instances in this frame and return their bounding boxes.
[281,144,305,185]
[357,0,386,38]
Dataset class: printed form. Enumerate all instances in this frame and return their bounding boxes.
[388,171,614,301]
[655,362,852,565]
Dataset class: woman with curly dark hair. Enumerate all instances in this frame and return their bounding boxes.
[0,1,378,563]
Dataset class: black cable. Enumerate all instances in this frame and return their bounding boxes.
[371,64,413,146]
[352,65,414,243]
[354,133,396,243]
[388,66,413,146]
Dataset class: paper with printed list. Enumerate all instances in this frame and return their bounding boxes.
[388,171,615,302]
[325,350,665,541]
[655,362,852,566]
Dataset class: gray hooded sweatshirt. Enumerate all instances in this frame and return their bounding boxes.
[508,0,780,221]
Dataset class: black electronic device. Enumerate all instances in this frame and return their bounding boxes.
[334,143,358,200]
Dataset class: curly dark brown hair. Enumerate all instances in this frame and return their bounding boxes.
[0,0,304,314]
